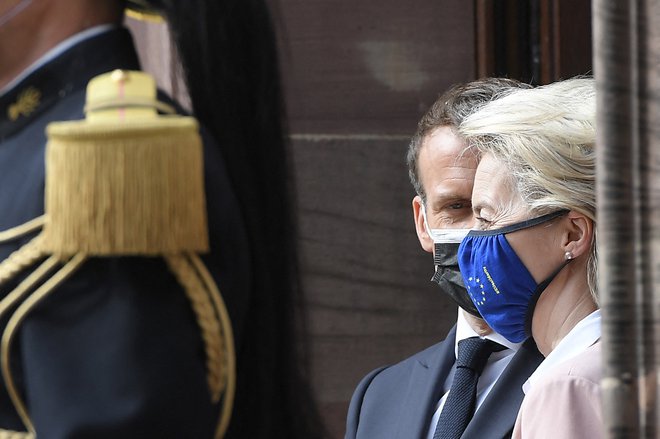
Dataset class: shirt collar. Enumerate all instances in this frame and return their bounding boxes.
[455,308,522,358]
[522,308,601,393]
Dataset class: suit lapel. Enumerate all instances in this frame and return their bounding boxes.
[395,325,457,439]
[462,337,544,439]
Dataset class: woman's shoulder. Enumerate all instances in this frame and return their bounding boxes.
[545,341,602,385]
[514,342,603,438]
[527,341,602,402]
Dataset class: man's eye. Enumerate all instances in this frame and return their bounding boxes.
[447,202,471,210]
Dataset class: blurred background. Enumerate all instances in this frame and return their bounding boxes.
[127,1,593,437]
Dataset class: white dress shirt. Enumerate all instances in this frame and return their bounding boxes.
[426,309,522,439]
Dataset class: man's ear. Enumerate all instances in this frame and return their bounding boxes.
[413,195,434,254]
[562,210,594,259]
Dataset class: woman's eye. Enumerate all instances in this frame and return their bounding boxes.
[476,217,492,227]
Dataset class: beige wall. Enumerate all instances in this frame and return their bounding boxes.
[277,2,474,436]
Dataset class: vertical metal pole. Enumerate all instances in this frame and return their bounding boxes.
[638,0,660,437]
[593,0,640,437]
[595,0,660,436]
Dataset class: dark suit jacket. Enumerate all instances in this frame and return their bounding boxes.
[345,325,544,439]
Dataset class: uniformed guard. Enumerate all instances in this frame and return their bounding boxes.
[0,1,324,437]
[1,68,238,438]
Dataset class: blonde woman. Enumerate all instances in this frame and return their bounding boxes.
[457,78,603,438]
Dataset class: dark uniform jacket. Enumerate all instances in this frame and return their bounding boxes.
[345,326,544,439]
[0,27,250,438]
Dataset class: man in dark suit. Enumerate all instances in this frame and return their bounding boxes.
[345,78,544,439]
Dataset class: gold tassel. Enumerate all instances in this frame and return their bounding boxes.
[42,118,208,256]
[0,70,234,438]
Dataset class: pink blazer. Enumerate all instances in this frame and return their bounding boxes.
[512,341,603,438]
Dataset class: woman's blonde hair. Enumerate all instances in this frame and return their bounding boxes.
[459,77,598,301]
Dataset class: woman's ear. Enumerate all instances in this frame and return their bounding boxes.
[562,210,594,260]
[413,195,434,254]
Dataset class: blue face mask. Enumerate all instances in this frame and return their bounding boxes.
[457,210,569,343]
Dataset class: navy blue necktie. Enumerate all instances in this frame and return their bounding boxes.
[433,337,504,439]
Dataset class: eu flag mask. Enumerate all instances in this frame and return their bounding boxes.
[421,204,479,317]
[457,210,570,343]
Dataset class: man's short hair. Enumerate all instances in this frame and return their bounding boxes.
[406,78,533,203]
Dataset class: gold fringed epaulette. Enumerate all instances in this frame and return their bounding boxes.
[0,70,235,439]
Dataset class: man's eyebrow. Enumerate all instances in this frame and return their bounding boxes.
[430,187,472,201]
[430,194,472,207]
